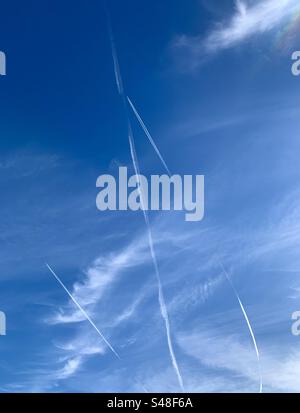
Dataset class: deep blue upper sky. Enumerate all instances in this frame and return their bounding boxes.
[0,0,300,392]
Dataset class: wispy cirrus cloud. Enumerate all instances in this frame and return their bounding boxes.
[39,235,153,386]
[52,334,107,381]
[56,356,83,380]
[46,237,150,326]
[174,0,300,67]
[178,329,300,392]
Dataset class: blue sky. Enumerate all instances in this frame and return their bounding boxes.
[0,0,300,392]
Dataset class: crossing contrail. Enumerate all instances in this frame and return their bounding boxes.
[219,262,263,393]
[46,263,121,360]
[128,123,185,392]
[127,96,171,176]
[104,4,184,391]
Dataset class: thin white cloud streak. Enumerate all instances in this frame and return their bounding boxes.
[104,4,124,96]
[220,263,263,393]
[56,356,83,380]
[128,115,185,393]
[105,8,185,391]
[178,329,300,392]
[72,249,143,307]
[50,334,106,382]
[0,152,60,177]
[127,96,171,176]
[46,263,120,359]
[55,334,105,357]
[168,273,224,315]
[174,0,299,63]
[46,240,150,326]
[46,309,86,325]
[178,330,261,389]
[108,289,147,328]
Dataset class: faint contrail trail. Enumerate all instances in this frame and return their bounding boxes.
[219,262,263,393]
[128,123,185,392]
[104,4,124,96]
[104,4,184,391]
[46,263,121,360]
[127,96,171,176]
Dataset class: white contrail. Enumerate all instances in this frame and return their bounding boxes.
[127,96,171,176]
[104,6,184,391]
[46,263,121,360]
[128,124,185,392]
[104,6,124,96]
[220,262,263,393]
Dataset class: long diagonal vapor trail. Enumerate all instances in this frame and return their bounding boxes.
[104,4,184,392]
[127,96,171,176]
[219,262,263,393]
[128,123,185,392]
[45,263,121,360]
